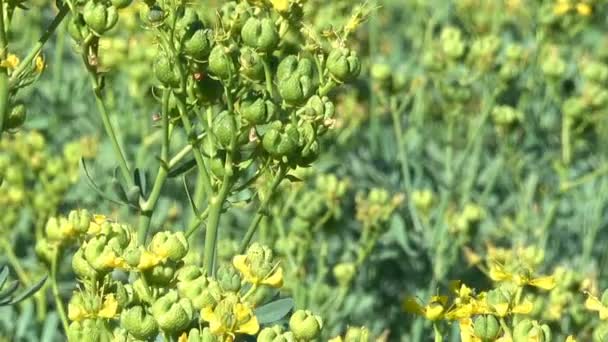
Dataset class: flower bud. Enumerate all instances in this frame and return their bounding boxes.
[277,55,315,104]
[35,238,57,264]
[289,310,323,340]
[68,14,89,43]
[209,45,236,80]
[150,290,194,333]
[154,52,180,88]
[149,231,188,262]
[327,48,361,82]
[83,236,123,273]
[4,103,26,131]
[82,1,118,35]
[120,305,159,340]
[72,248,99,280]
[240,95,276,124]
[183,25,214,60]
[212,111,237,148]
[333,262,356,287]
[440,27,465,59]
[239,47,265,81]
[371,62,392,85]
[473,315,500,342]
[217,264,242,292]
[184,327,219,342]
[344,326,369,342]
[258,325,295,342]
[262,121,299,158]
[68,209,92,235]
[241,17,279,52]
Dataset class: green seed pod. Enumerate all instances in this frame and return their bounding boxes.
[178,276,222,310]
[333,262,356,287]
[289,310,323,340]
[277,55,315,104]
[183,25,214,60]
[217,264,242,292]
[144,262,177,286]
[371,62,392,85]
[122,244,142,268]
[208,45,236,80]
[258,325,295,342]
[67,14,89,42]
[67,319,113,342]
[82,2,118,35]
[154,52,180,88]
[35,238,57,264]
[150,290,195,333]
[83,236,119,273]
[513,319,551,342]
[240,95,276,124]
[140,4,164,25]
[473,315,500,342]
[186,327,220,342]
[111,0,132,10]
[440,27,465,59]
[149,231,188,262]
[302,95,334,119]
[175,8,200,35]
[4,103,26,131]
[262,121,300,158]
[72,248,99,280]
[68,209,92,235]
[239,47,265,81]
[120,306,159,340]
[241,17,279,52]
[326,48,361,82]
[212,111,237,148]
[296,122,319,166]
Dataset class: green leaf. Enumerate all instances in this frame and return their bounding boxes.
[254,298,294,324]
[168,158,196,178]
[0,265,9,289]
[9,275,47,305]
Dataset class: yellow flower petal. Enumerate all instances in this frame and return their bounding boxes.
[233,254,256,283]
[529,275,556,290]
[236,315,260,335]
[489,264,511,282]
[137,250,162,270]
[566,335,577,342]
[178,332,188,342]
[554,2,572,15]
[98,294,118,318]
[200,306,216,322]
[425,303,445,320]
[68,303,88,321]
[585,295,604,311]
[261,266,283,288]
[493,303,509,317]
[511,300,533,314]
[402,296,424,315]
[270,0,289,12]
[576,3,592,16]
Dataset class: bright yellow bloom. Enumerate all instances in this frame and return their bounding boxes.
[585,292,608,320]
[403,295,447,320]
[137,249,163,270]
[35,56,45,73]
[97,294,119,318]
[87,214,107,235]
[1,54,19,69]
[566,335,577,342]
[270,0,289,13]
[554,1,572,15]
[459,318,481,342]
[201,294,260,341]
[232,254,283,287]
[576,3,592,16]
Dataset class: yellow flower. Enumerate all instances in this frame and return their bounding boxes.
[87,214,107,235]
[35,56,45,73]
[97,294,119,318]
[585,292,608,320]
[328,337,343,342]
[489,263,511,282]
[201,294,260,340]
[1,54,19,69]
[137,250,163,270]
[566,335,577,342]
[270,0,289,13]
[459,318,481,342]
[403,295,447,321]
[232,254,283,287]
[527,275,556,290]
[576,2,592,16]
[554,1,572,15]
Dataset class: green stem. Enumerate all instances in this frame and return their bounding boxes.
[137,89,172,244]
[50,251,69,335]
[239,166,287,253]
[9,3,69,87]
[90,77,133,187]
[499,318,512,340]
[0,0,8,133]
[204,165,233,275]
[562,115,572,166]
[185,207,209,238]
[261,57,275,98]
[1,241,30,285]
[432,323,443,342]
